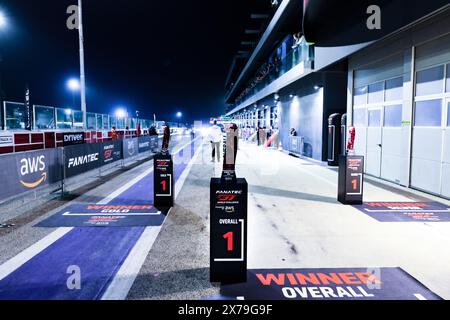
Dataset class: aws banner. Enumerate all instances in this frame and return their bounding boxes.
[64,143,101,178]
[0,149,63,202]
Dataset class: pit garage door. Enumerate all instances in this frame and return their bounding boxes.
[352,53,405,182]
[411,36,450,198]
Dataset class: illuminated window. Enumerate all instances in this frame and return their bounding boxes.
[353,108,367,127]
[354,86,368,106]
[368,82,384,104]
[384,105,402,127]
[368,109,381,127]
[385,77,403,101]
[414,99,442,127]
[416,65,444,96]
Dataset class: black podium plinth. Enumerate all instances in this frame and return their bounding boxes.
[210,177,248,283]
[338,155,364,205]
[154,152,174,209]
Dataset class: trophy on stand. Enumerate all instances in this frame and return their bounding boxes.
[222,123,239,182]
[161,124,171,154]
[210,123,248,284]
[154,123,174,209]
[338,126,364,205]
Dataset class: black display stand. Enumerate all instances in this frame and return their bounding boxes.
[338,155,364,205]
[210,173,248,284]
[154,152,174,209]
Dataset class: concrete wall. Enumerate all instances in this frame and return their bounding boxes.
[280,89,324,160]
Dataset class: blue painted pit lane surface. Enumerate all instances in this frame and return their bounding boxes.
[0,139,199,300]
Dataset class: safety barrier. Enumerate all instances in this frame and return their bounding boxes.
[0,136,160,204]
[289,136,304,156]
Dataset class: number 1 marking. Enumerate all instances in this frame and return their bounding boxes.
[223,232,233,252]
[352,178,358,191]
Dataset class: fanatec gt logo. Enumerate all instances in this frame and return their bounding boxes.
[68,153,99,168]
[216,190,242,202]
[216,190,242,195]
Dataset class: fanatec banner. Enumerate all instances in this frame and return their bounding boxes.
[0,149,63,202]
[138,136,159,154]
[64,143,101,178]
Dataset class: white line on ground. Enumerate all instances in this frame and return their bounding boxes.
[100,225,163,300]
[0,228,73,281]
[0,137,196,284]
[414,293,427,300]
[98,168,154,205]
[101,139,203,300]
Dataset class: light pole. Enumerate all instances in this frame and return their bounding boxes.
[0,11,8,104]
[78,0,87,130]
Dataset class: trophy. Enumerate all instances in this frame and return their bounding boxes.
[222,123,239,182]
[346,127,356,155]
[162,124,171,154]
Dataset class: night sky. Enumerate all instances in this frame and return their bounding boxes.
[0,0,269,123]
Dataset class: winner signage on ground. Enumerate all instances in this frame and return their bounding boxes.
[354,202,450,222]
[220,268,441,300]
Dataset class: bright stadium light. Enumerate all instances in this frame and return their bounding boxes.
[67,78,81,92]
[0,11,7,29]
[176,112,182,118]
[115,108,127,119]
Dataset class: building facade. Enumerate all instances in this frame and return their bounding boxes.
[225,0,450,199]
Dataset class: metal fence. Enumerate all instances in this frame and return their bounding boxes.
[0,136,160,204]
[2,101,160,131]
[289,136,304,156]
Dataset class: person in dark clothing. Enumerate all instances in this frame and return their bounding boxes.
[256,126,260,145]
[148,126,157,136]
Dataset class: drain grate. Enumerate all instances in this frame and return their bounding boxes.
[0,224,15,229]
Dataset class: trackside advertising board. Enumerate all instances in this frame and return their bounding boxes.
[138,136,159,153]
[64,143,101,178]
[0,134,13,147]
[100,141,122,165]
[63,132,85,146]
[354,202,450,222]
[0,149,63,202]
[220,268,441,300]
[123,138,139,159]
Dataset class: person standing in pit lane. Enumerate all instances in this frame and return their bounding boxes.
[207,120,223,163]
